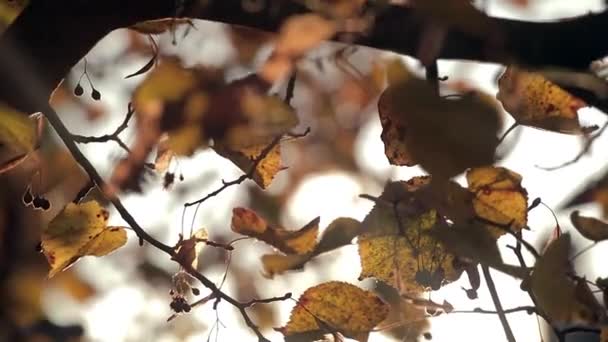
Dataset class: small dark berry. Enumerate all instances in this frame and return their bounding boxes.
[423,332,432,340]
[22,187,33,205]
[74,83,84,96]
[32,196,44,209]
[39,198,51,211]
[191,287,200,296]
[91,88,101,100]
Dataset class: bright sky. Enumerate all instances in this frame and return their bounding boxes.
[43,1,608,341]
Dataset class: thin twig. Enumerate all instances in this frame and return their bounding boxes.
[184,127,311,208]
[481,265,517,342]
[537,120,608,171]
[241,292,293,308]
[71,102,135,154]
[426,60,440,96]
[451,305,537,315]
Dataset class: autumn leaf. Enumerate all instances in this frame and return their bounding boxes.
[41,201,128,278]
[358,178,463,293]
[466,166,528,238]
[429,222,528,279]
[262,217,362,277]
[570,211,608,242]
[278,281,389,342]
[378,60,501,178]
[0,103,36,153]
[231,207,319,254]
[497,66,590,134]
[530,233,604,324]
[172,228,208,269]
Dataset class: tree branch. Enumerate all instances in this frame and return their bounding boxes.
[482,265,517,342]
[3,1,608,114]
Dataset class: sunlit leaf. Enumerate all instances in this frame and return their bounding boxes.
[262,217,362,277]
[231,207,318,254]
[466,166,528,238]
[278,281,389,342]
[213,139,281,189]
[497,66,589,134]
[358,179,463,293]
[41,201,128,278]
[378,61,501,178]
[570,211,608,242]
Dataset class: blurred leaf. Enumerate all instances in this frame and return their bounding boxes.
[231,207,318,254]
[358,179,463,293]
[497,66,589,134]
[125,52,157,79]
[373,281,430,341]
[570,211,608,242]
[378,61,501,178]
[530,234,604,324]
[0,103,36,153]
[412,0,496,38]
[278,281,389,342]
[41,201,128,278]
[262,217,362,277]
[429,222,527,278]
[466,166,528,238]
[275,14,336,57]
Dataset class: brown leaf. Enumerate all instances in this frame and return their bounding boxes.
[213,140,281,189]
[570,211,608,242]
[378,61,501,179]
[231,207,319,254]
[262,217,363,277]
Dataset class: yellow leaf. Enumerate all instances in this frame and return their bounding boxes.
[41,201,128,278]
[530,234,602,324]
[279,281,389,342]
[214,140,281,189]
[378,61,501,178]
[570,211,608,242]
[497,66,588,134]
[358,179,462,293]
[0,103,36,152]
[231,207,318,254]
[466,166,528,238]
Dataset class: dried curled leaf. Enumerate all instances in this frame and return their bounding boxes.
[466,166,528,238]
[278,281,389,342]
[497,66,588,134]
[41,201,127,278]
[231,208,318,254]
[378,61,501,178]
[570,211,608,242]
[172,228,208,269]
[531,234,605,324]
[213,140,281,189]
[358,178,463,293]
[262,217,362,277]
[0,103,36,152]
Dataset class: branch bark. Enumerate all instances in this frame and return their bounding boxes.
[2,1,608,114]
